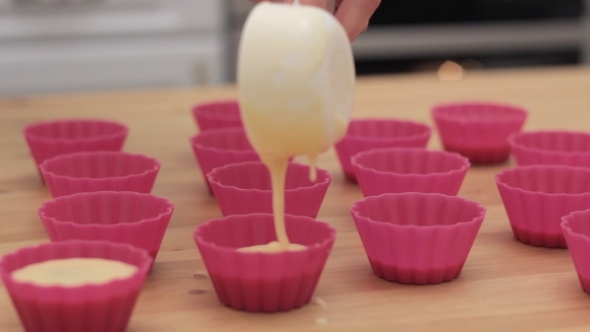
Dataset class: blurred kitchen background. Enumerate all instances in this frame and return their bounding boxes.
[0,0,587,96]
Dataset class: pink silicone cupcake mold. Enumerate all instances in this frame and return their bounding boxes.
[192,99,243,132]
[496,165,590,248]
[334,118,431,182]
[193,213,336,312]
[351,192,485,284]
[0,240,152,332]
[191,99,243,132]
[40,151,160,198]
[561,209,590,294]
[351,147,470,197]
[189,128,260,193]
[432,102,527,164]
[24,119,128,174]
[509,131,590,168]
[208,161,331,218]
[39,191,174,263]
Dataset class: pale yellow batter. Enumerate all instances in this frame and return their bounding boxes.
[12,258,138,287]
[237,241,306,253]
[237,1,354,252]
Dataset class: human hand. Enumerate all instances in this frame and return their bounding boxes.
[249,0,381,42]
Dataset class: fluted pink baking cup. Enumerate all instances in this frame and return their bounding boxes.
[351,147,469,197]
[334,118,431,182]
[432,102,527,164]
[24,119,128,176]
[561,209,590,294]
[193,213,336,312]
[496,165,590,248]
[0,240,152,332]
[191,100,243,132]
[351,192,485,284]
[189,128,260,194]
[39,191,174,264]
[208,161,331,218]
[40,151,160,198]
[509,131,590,168]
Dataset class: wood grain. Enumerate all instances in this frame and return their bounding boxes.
[1,66,590,331]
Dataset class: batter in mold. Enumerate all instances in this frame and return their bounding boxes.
[12,258,137,287]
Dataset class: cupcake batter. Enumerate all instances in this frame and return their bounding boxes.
[238,241,306,253]
[237,1,354,252]
[12,258,137,287]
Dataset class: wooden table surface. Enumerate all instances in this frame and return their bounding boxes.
[1,66,590,332]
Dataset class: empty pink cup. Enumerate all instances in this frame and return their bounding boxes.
[509,131,590,168]
[0,240,152,332]
[24,119,128,175]
[561,209,590,294]
[189,128,260,193]
[432,102,527,164]
[351,192,485,284]
[351,148,470,197]
[40,151,160,198]
[334,119,431,182]
[193,213,336,312]
[208,161,331,218]
[39,191,174,263]
[496,165,590,248]
[191,100,243,132]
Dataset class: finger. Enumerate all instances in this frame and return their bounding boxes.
[327,0,336,13]
[335,0,381,41]
[250,0,334,11]
[299,0,329,9]
[249,0,290,2]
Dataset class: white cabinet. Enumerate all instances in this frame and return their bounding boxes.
[0,0,227,95]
